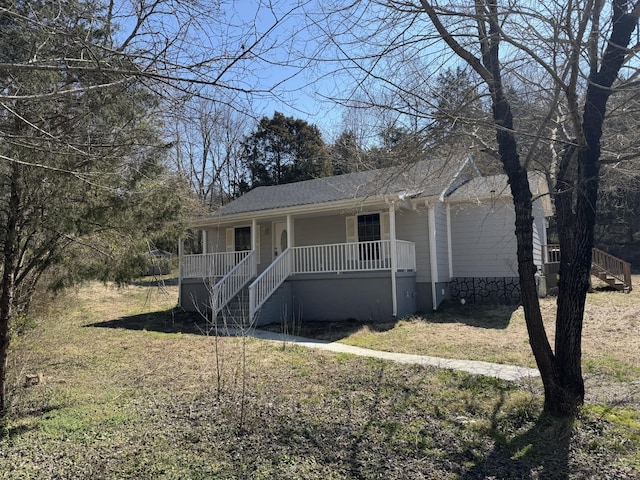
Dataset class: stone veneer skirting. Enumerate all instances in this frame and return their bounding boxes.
[449,277,521,305]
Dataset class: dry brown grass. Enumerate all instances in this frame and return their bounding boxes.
[1,277,639,479]
[283,276,640,407]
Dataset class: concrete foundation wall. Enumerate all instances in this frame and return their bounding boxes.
[181,272,419,324]
[180,278,213,313]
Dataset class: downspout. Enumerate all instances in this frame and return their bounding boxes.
[428,205,439,310]
[389,204,398,318]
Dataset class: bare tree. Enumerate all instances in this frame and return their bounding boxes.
[172,98,251,209]
[305,0,640,416]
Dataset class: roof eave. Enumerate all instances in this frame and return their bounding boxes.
[189,195,391,228]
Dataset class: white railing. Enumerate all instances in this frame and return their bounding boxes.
[396,240,416,271]
[542,244,561,264]
[181,251,251,279]
[248,248,293,322]
[211,251,257,316]
[291,240,416,274]
[236,240,417,322]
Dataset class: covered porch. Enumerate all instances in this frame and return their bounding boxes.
[179,206,418,323]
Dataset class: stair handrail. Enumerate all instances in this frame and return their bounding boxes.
[211,250,257,316]
[592,247,632,291]
[248,248,292,322]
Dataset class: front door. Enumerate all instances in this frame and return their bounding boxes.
[273,222,288,259]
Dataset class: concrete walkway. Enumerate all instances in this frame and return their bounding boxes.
[227,328,540,382]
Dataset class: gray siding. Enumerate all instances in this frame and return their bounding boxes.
[395,209,430,281]
[204,227,225,253]
[450,200,518,277]
[532,200,547,269]
[256,221,270,272]
[434,202,450,282]
[294,215,346,246]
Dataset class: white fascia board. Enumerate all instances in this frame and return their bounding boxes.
[189,196,388,229]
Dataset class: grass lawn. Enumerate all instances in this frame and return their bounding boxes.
[1,277,639,479]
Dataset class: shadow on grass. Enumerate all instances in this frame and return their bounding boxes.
[259,318,399,343]
[128,276,179,287]
[86,308,207,335]
[419,301,520,330]
[462,392,572,480]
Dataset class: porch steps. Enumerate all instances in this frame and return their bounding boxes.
[590,247,632,292]
[591,265,630,292]
[216,287,250,326]
[543,245,632,293]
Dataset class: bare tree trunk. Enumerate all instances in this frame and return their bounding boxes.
[0,165,21,415]
[549,3,639,417]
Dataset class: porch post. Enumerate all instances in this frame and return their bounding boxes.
[251,218,258,275]
[389,204,398,318]
[428,205,439,310]
[202,229,208,255]
[446,203,453,279]
[178,237,184,308]
[286,214,294,272]
[286,214,293,247]
[251,219,257,251]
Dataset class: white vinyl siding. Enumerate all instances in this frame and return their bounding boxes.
[395,209,431,282]
[295,215,346,246]
[225,227,234,252]
[434,202,450,283]
[532,200,546,269]
[200,227,226,254]
[450,200,518,277]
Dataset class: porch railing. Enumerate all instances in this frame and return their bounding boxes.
[247,240,416,322]
[249,248,292,321]
[212,251,257,316]
[541,244,561,264]
[181,251,251,279]
[396,240,417,271]
[542,243,632,291]
[291,240,416,274]
[592,247,632,291]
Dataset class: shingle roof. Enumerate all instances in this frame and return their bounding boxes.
[211,158,468,218]
[446,172,548,201]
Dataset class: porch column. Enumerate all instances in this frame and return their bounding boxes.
[251,218,258,275]
[428,205,439,310]
[251,219,257,251]
[389,204,398,318]
[178,238,184,308]
[286,214,294,273]
[446,203,453,279]
[202,229,208,255]
[286,214,293,247]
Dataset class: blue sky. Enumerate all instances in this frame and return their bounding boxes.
[112,0,450,142]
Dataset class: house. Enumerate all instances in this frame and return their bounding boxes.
[178,156,553,324]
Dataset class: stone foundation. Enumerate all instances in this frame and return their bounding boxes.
[449,277,520,305]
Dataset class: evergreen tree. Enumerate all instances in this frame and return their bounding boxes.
[0,0,185,413]
[241,112,332,188]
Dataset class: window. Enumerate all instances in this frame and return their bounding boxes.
[357,213,380,261]
[234,226,251,251]
[357,213,381,242]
